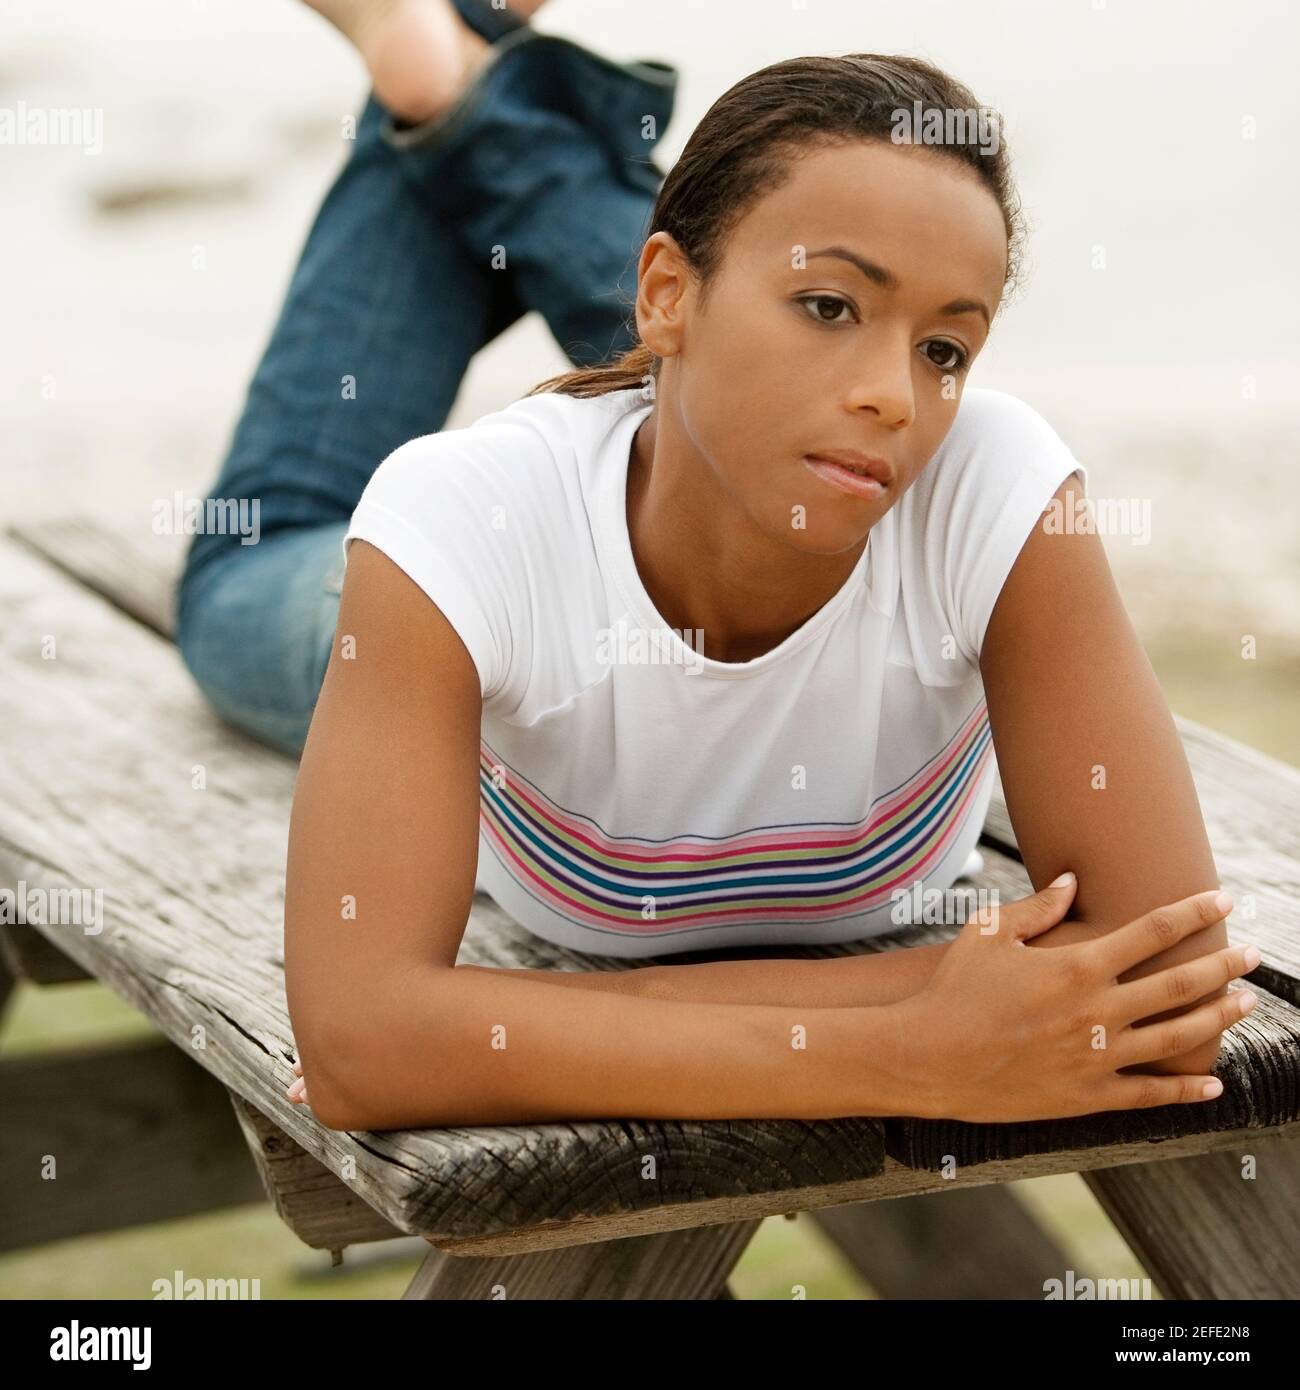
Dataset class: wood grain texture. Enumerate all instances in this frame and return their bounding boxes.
[0,534,890,1248]
[228,1093,403,1250]
[5,516,1300,1258]
[0,1038,265,1250]
[810,1185,1074,1299]
[886,987,1300,1172]
[1084,1127,1300,1299]
[403,1220,761,1299]
[0,947,14,1021]
[1,920,93,984]
[10,515,182,639]
[428,1119,1300,1255]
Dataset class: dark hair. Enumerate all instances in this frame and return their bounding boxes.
[526,52,1023,400]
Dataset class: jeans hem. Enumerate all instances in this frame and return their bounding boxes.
[380,28,679,160]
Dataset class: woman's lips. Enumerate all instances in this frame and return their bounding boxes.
[803,454,890,499]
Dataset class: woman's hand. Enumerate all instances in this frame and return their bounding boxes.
[286,1058,310,1107]
[892,875,1259,1123]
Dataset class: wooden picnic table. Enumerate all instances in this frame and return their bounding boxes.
[2,516,1298,1300]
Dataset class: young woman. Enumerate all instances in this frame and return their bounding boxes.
[176,0,1260,1131]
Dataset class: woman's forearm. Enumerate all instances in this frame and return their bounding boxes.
[459,939,951,1008]
[316,965,915,1130]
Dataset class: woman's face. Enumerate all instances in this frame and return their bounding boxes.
[642,138,1010,555]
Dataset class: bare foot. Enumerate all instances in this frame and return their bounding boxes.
[304,0,543,125]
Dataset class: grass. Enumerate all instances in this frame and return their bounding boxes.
[1141,626,1300,769]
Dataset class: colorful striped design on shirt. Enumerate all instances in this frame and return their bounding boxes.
[477,699,993,938]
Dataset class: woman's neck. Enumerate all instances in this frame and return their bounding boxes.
[626,409,868,664]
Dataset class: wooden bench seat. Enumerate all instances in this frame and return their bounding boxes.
[3,515,1299,1299]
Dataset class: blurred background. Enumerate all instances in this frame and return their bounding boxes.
[2,0,1296,1297]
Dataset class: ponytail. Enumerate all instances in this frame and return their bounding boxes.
[524,341,659,400]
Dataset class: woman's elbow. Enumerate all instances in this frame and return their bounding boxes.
[286,962,472,1131]
[290,1013,378,1132]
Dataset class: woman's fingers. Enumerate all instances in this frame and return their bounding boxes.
[1102,1069,1228,1111]
[286,1058,308,1103]
[1113,942,1260,1026]
[986,873,1078,945]
[1090,890,1232,980]
[1116,985,1259,1069]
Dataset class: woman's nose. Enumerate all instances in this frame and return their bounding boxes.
[844,340,917,429]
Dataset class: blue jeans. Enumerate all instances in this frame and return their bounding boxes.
[175,0,676,756]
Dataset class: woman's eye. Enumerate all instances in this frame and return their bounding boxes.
[798,294,856,326]
[924,339,970,373]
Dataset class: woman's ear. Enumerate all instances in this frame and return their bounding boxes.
[635,231,692,362]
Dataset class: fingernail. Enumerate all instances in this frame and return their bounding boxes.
[1214,890,1233,914]
[1242,945,1261,970]
[1237,990,1257,1013]
[1049,871,1076,887]
[288,1079,305,1098]
[1202,1079,1223,1099]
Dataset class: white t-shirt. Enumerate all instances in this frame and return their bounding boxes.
[342,385,1088,959]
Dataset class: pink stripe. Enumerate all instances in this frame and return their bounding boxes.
[479,699,989,867]
[480,739,992,934]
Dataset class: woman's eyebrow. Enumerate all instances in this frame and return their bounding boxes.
[806,246,990,328]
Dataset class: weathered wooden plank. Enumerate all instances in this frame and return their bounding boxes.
[0,920,93,985]
[0,1038,265,1251]
[861,849,1300,1165]
[885,986,1300,1172]
[982,738,1300,1006]
[227,1093,403,1250]
[0,945,15,1021]
[10,516,183,640]
[402,1220,760,1299]
[1084,1126,1300,1299]
[810,1185,1074,1300]
[0,536,899,1247]
[431,1120,1300,1256]
[4,520,1299,1255]
[18,512,1298,1001]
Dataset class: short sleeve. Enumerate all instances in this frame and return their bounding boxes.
[341,434,526,707]
[899,388,1089,682]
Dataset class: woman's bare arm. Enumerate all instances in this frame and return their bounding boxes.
[460,938,951,1007]
[284,540,916,1130]
[979,470,1230,1075]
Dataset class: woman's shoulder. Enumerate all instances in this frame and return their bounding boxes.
[377,386,642,498]
[461,384,646,459]
[902,386,1086,524]
[892,386,1087,679]
[345,389,639,717]
[934,386,1077,470]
